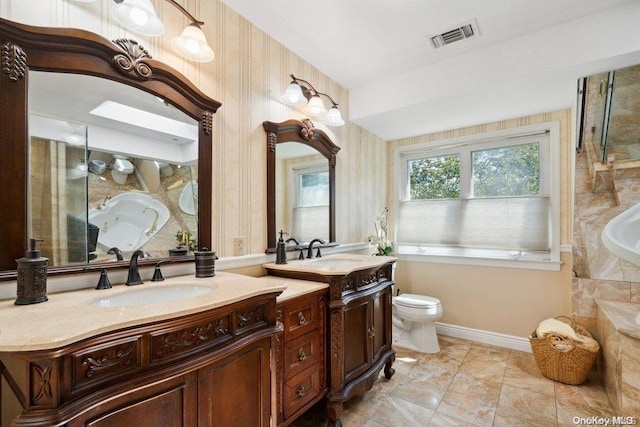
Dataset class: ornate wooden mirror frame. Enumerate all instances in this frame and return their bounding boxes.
[263,118,340,252]
[0,17,220,278]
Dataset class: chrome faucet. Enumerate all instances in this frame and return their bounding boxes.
[143,207,159,236]
[306,238,325,259]
[126,250,145,286]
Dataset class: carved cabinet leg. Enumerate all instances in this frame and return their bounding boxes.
[384,353,396,379]
[326,400,343,427]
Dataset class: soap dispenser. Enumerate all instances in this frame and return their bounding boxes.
[15,238,49,305]
[275,230,288,264]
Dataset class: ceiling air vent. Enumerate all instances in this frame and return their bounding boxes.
[430,19,479,48]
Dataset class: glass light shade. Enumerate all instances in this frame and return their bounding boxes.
[304,96,327,117]
[321,106,345,126]
[279,83,307,106]
[112,0,165,36]
[172,25,215,62]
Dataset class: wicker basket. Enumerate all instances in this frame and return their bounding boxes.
[529,316,598,385]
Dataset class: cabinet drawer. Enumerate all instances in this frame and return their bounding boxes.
[283,364,321,419]
[284,330,321,379]
[282,294,320,340]
[71,336,142,392]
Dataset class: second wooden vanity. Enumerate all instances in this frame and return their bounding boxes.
[264,254,396,427]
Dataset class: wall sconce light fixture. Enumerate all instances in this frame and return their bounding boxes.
[106,0,214,62]
[280,74,345,127]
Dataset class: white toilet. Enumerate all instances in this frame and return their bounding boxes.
[110,155,135,184]
[392,293,443,353]
[156,161,174,177]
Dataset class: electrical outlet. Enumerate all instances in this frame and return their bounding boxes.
[233,237,245,256]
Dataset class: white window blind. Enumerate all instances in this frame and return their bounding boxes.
[292,206,329,243]
[397,197,550,251]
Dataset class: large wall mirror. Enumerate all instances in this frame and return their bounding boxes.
[0,18,220,278]
[263,119,340,252]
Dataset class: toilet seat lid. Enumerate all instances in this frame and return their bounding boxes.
[395,294,441,308]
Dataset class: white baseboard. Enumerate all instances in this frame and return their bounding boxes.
[435,322,532,353]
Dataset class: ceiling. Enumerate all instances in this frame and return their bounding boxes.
[29,72,200,164]
[221,0,640,140]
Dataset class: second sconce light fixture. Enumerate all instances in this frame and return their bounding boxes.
[280,74,345,127]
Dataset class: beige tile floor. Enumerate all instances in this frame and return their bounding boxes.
[292,336,618,426]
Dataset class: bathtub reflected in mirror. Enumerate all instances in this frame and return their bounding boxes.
[28,116,198,266]
[88,193,170,253]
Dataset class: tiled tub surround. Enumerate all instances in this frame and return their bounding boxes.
[596,300,640,415]
[573,278,640,334]
[572,149,640,335]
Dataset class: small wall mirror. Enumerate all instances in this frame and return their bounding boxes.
[0,18,220,277]
[263,119,340,252]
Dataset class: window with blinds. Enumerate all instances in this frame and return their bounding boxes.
[291,165,329,243]
[396,130,554,261]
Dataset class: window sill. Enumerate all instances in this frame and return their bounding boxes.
[396,246,562,271]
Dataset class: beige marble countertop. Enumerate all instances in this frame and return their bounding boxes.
[595,299,640,339]
[264,253,396,276]
[0,272,293,352]
[265,276,328,303]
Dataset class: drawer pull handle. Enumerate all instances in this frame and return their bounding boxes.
[298,347,307,361]
[297,385,306,397]
[368,327,376,338]
[297,311,306,325]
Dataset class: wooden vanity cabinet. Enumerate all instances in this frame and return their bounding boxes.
[326,264,395,427]
[266,261,396,427]
[0,293,279,427]
[274,290,328,426]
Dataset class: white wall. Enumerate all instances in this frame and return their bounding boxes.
[350,1,640,140]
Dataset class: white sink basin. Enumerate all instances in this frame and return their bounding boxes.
[92,284,214,307]
[602,202,640,268]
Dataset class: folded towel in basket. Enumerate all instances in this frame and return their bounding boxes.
[536,318,578,339]
[535,318,599,352]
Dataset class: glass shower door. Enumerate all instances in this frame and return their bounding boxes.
[28,114,89,265]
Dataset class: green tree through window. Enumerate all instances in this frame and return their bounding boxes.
[409,154,460,199]
[472,143,539,197]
